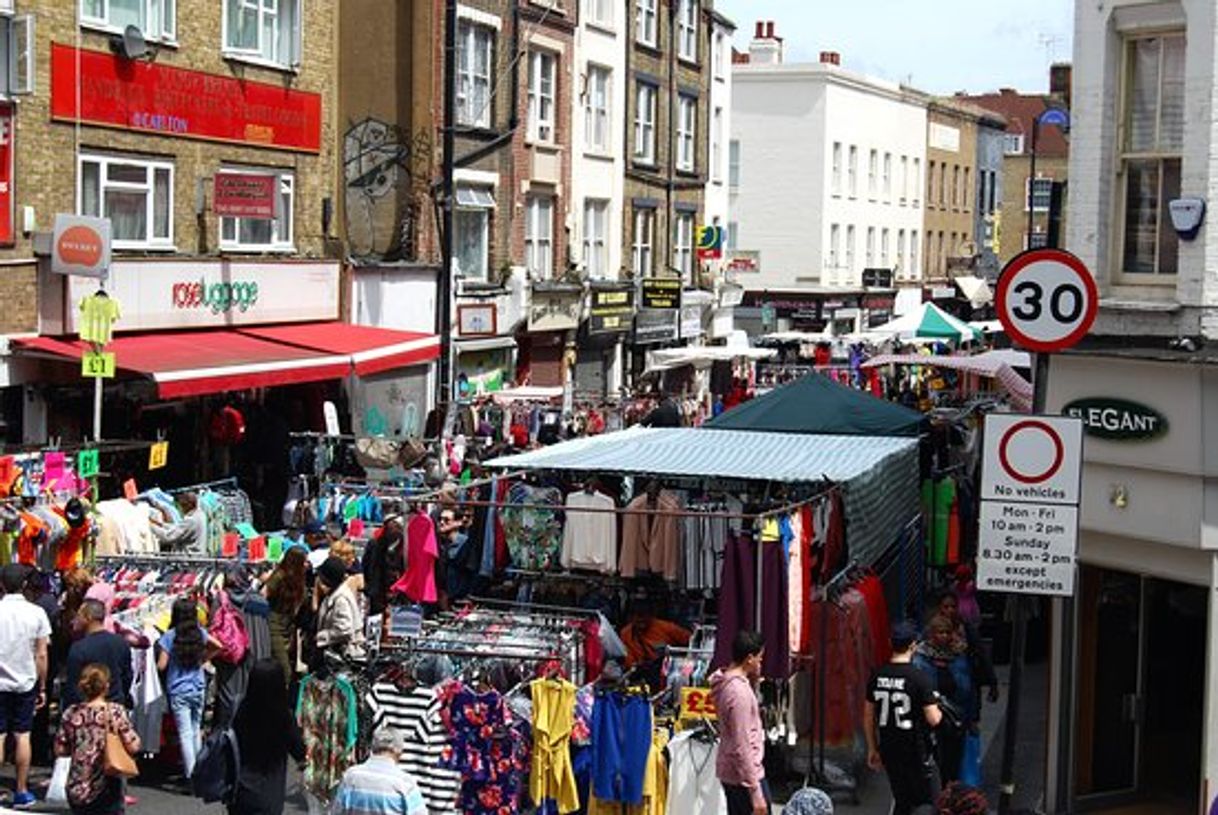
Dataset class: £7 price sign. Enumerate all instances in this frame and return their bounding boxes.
[679,687,718,720]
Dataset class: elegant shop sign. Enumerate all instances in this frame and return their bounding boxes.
[1062,398,1168,441]
[50,44,322,153]
[65,260,339,332]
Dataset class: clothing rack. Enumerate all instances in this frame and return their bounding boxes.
[464,595,600,619]
[93,552,242,567]
[159,477,239,496]
[812,557,863,798]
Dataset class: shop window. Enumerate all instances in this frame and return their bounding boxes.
[583,198,609,280]
[0,12,33,96]
[528,50,556,144]
[78,152,174,250]
[674,212,694,284]
[585,65,611,153]
[454,186,493,282]
[632,208,654,277]
[677,95,696,172]
[81,0,175,42]
[456,21,494,128]
[1120,33,1183,276]
[219,170,294,252]
[635,0,656,47]
[677,0,697,62]
[223,0,301,69]
[525,194,554,279]
[634,82,657,165]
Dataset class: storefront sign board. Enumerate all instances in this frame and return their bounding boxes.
[53,214,111,278]
[1062,397,1167,441]
[641,278,681,310]
[528,290,581,332]
[634,308,679,344]
[214,173,277,218]
[680,304,704,339]
[0,105,13,245]
[588,288,635,335]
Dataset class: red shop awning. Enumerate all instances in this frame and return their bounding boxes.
[239,322,441,376]
[15,330,353,399]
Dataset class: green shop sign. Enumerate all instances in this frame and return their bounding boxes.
[1062,398,1168,441]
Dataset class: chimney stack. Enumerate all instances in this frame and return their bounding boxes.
[819,51,840,66]
[749,20,783,65]
[1050,63,1072,108]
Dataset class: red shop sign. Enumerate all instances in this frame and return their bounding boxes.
[50,44,322,154]
[0,105,12,245]
[214,173,276,218]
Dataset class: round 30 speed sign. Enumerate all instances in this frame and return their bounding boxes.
[996,248,1099,353]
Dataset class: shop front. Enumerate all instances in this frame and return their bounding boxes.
[521,284,582,391]
[1044,354,1217,815]
[576,285,635,400]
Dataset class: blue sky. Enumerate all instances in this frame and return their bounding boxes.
[715,0,1073,95]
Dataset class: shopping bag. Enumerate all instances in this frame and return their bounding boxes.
[959,731,982,787]
[46,756,70,804]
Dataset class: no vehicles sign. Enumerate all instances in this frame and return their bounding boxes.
[978,414,1083,596]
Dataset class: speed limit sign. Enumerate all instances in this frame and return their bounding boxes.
[996,248,1098,353]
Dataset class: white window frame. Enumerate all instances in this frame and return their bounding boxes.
[910,230,919,277]
[528,50,557,144]
[222,0,301,70]
[900,156,909,205]
[583,0,612,29]
[847,145,858,198]
[677,0,697,62]
[881,228,890,267]
[452,185,494,282]
[218,168,295,252]
[882,152,892,202]
[711,106,723,183]
[728,139,740,189]
[897,229,906,274]
[585,64,611,153]
[77,151,174,251]
[1003,133,1025,155]
[0,14,34,96]
[634,81,657,164]
[1117,33,1184,278]
[677,94,696,172]
[714,31,725,79]
[831,142,842,196]
[868,149,878,200]
[632,208,655,276]
[583,198,609,279]
[674,212,695,284]
[865,226,875,267]
[845,225,855,275]
[525,194,554,279]
[81,0,175,43]
[456,21,494,129]
[912,158,922,206]
[635,0,656,47]
[1026,176,1053,212]
[828,223,840,273]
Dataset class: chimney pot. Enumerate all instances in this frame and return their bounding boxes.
[766,21,774,38]
[755,21,764,38]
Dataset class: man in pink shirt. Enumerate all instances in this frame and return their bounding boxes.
[710,630,769,815]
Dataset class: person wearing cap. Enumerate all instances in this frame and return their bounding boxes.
[864,621,943,815]
[0,563,51,808]
[314,556,366,665]
[331,728,426,815]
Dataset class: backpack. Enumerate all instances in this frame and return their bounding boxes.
[191,727,241,804]
[210,591,249,665]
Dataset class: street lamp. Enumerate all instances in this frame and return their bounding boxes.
[1026,106,1071,245]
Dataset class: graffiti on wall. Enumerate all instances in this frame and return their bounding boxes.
[343,117,434,260]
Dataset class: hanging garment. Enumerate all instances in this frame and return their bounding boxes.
[367,682,462,815]
[296,673,359,803]
[666,729,727,815]
[561,491,618,573]
[391,513,438,603]
[759,534,790,679]
[439,683,531,815]
[78,293,121,344]
[714,533,757,670]
[503,483,565,571]
[529,678,580,813]
[590,691,652,805]
[619,491,682,580]
[588,727,668,815]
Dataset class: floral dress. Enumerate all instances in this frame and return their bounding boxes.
[55,702,140,810]
[439,683,531,815]
[502,484,564,571]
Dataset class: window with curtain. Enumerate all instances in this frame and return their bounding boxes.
[456,22,494,128]
[674,213,694,283]
[454,186,494,281]
[1120,33,1183,276]
[585,65,611,152]
[525,194,554,279]
[634,82,657,164]
[78,152,173,249]
[677,95,696,171]
[583,199,609,279]
[219,170,294,251]
[528,50,556,143]
[224,0,299,67]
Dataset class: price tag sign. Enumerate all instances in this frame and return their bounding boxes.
[77,449,99,479]
[678,687,718,721]
[122,478,138,501]
[148,441,169,471]
[81,351,116,379]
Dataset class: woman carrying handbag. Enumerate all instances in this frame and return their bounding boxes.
[55,664,141,815]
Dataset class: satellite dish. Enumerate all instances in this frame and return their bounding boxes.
[112,25,150,60]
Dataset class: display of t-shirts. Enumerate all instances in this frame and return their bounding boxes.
[439,683,531,815]
[619,491,682,580]
[78,293,121,344]
[503,483,565,571]
[367,682,462,815]
[590,691,652,805]
[297,673,359,803]
[560,491,617,573]
[666,729,727,815]
[529,678,580,813]
[391,513,439,604]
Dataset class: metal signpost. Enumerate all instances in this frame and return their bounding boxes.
[992,247,1098,814]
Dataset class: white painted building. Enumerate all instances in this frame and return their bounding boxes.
[703,11,734,239]
[729,25,926,303]
[1041,4,1218,815]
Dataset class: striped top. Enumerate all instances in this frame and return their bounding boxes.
[331,756,427,815]
[366,682,461,815]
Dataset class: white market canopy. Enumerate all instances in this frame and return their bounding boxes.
[862,351,1033,411]
[645,345,776,373]
[870,302,982,342]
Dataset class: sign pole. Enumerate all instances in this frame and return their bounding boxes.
[997,351,1050,814]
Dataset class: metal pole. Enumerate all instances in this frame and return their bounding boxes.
[436,0,457,411]
[998,350,1050,814]
[1026,117,1039,246]
[92,372,102,442]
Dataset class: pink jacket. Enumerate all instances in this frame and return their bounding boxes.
[710,670,765,805]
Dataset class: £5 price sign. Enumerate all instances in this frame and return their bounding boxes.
[679,687,718,720]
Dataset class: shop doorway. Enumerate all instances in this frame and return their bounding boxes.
[1074,566,1206,815]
